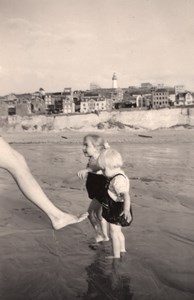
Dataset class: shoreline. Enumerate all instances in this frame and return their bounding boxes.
[2,126,194,145]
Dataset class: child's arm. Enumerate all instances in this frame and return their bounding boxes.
[112,175,131,221]
[120,192,132,222]
[77,167,92,179]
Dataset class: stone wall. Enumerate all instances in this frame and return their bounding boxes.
[0,107,193,132]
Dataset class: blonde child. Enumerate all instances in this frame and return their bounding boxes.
[98,148,133,258]
[78,134,109,244]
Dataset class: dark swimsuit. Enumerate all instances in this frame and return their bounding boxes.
[86,172,107,203]
[101,173,133,227]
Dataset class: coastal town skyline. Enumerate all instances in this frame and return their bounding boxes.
[0,0,194,95]
[1,78,193,97]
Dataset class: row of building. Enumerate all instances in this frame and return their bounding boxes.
[0,88,113,116]
[0,81,194,117]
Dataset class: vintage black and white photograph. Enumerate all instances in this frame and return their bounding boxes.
[0,0,194,299]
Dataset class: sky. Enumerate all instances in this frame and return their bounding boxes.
[0,0,194,95]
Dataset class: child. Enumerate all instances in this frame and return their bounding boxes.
[98,148,133,258]
[78,134,109,244]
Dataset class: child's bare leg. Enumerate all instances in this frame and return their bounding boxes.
[95,206,109,241]
[100,217,109,241]
[109,224,122,258]
[87,199,100,229]
[119,230,126,253]
[88,199,103,242]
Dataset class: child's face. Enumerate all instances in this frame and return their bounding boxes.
[83,139,98,157]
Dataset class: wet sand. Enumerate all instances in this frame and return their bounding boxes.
[0,128,194,300]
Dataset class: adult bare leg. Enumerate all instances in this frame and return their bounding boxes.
[0,137,88,229]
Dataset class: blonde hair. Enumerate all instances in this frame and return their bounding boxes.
[83,134,110,152]
[98,148,123,169]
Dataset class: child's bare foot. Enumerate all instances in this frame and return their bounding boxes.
[95,234,104,243]
[106,255,120,259]
[52,212,88,230]
[95,235,109,243]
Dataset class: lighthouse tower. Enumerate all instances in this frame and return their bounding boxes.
[112,72,118,89]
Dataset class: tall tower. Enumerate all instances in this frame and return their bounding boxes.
[112,72,118,89]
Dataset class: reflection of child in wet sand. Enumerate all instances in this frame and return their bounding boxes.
[98,148,133,258]
[84,251,133,299]
[78,134,109,244]
[0,136,88,229]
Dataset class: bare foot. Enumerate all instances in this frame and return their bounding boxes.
[106,255,120,259]
[103,237,110,242]
[95,235,104,243]
[95,235,110,243]
[52,212,88,230]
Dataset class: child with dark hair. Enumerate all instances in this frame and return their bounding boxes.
[78,134,110,244]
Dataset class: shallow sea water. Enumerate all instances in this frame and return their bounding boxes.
[0,139,194,300]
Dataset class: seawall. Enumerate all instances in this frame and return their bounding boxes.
[0,107,194,132]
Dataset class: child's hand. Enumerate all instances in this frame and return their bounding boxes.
[77,169,88,179]
[120,210,132,223]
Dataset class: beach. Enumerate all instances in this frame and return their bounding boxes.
[0,128,194,300]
